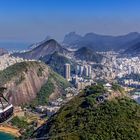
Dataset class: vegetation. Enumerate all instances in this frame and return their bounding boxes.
[18,126,35,140]
[32,84,140,140]
[11,116,28,129]
[0,87,7,95]
[0,60,70,107]
[0,61,45,86]
[75,47,103,63]
[112,83,125,94]
[37,67,44,77]
[29,69,70,107]
[41,52,76,76]
[30,76,55,106]
[11,116,35,140]
[15,74,25,85]
[50,70,71,90]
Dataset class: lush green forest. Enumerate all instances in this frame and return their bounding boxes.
[32,85,140,140]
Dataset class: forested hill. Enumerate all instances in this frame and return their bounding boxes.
[32,84,140,140]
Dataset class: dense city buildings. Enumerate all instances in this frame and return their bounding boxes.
[0,54,35,71]
[62,51,140,89]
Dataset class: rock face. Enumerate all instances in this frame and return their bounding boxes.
[0,61,70,106]
[0,61,49,105]
[8,68,48,105]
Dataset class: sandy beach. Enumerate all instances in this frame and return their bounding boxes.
[0,125,21,137]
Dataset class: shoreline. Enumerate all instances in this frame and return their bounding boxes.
[0,125,21,137]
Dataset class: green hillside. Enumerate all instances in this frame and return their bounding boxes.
[0,61,70,106]
[74,47,103,63]
[33,85,140,140]
[0,61,44,86]
[30,70,71,106]
[40,52,76,76]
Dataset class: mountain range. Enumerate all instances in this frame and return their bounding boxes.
[122,42,140,57]
[13,39,103,61]
[63,32,140,51]
[13,39,69,60]
[12,39,103,76]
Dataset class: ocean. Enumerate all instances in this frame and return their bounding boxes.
[0,132,14,140]
[0,41,30,52]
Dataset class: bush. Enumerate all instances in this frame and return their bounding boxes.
[11,116,28,129]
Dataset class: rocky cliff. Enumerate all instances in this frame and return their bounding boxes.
[0,61,69,106]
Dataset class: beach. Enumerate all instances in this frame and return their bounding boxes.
[0,125,21,137]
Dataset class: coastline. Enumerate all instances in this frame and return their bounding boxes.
[0,125,21,137]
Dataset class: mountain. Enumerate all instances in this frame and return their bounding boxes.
[40,47,103,76]
[0,61,70,106]
[123,42,140,57]
[63,32,82,45]
[63,32,140,51]
[32,84,140,140]
[12,39,104,76]
[12,38,104,63]
[27,36,52,50]
[74,47,103,63]
[13,39,69,60]
[40,52,76,76]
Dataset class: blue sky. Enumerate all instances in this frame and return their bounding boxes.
[0,0,140,43]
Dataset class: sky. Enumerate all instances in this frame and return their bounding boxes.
[0,0,140,43]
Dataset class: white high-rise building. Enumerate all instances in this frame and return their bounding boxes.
[64,63,71,81]
[79,65,84,75]
[88,65,92,77]
[76,65,80,75]
[128,66,132,75]
[84,65,88,77]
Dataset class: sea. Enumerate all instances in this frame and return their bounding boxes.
[0,41,30,52]
[0,132,15,140]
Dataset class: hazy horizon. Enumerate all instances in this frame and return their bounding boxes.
[1,0,140,43]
